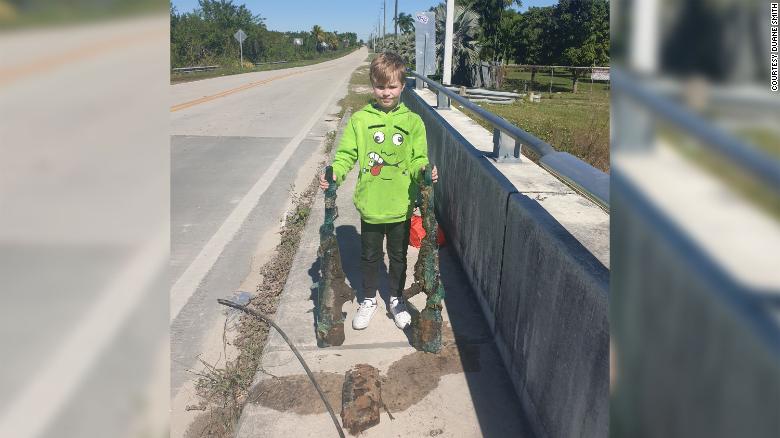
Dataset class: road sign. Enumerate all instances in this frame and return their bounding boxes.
[234,29,247,44]
[234,29,247,67]
[293,38,303,46]
[414,12,436,76]
[591,67,610,81]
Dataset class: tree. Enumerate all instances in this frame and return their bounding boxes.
[433,3,481,86]
[171,2,355,68]
[515,6,555,87]
[551,0,609,92]
[326,32,339,50]
[459,0,522,62]
[394,12,414,34]
[386,32,415,66]
[311,25,326,51]
[496,8,522,64]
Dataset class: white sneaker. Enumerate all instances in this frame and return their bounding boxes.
[389,297,411,329]
[352,298,377,330]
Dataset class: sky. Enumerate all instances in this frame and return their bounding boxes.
[171,0,558,43]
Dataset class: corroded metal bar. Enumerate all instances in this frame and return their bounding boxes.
[316,166,354,347]
[341,364,381,434]
[405,165,445,353]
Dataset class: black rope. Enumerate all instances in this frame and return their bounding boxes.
[217,299,345,438]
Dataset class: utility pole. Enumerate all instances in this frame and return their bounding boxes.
[382,0,386,50]
[631,0,658,73]
[443,0,454,85]
[394,0,398,39]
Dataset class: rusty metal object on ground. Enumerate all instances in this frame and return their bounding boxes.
[404,165,445,353]
[341,364,382,434]
[316,166,354,347]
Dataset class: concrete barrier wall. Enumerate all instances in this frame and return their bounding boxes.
[403,89,609,438]
[611,170,780,438]
[498,194,609,438]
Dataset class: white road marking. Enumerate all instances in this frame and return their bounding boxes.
[0,227,168,438]
[169,68,352,322]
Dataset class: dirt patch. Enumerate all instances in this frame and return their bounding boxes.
[248,372,345,415]
[247,341,482,416]
[184,407,236,438]
[382,342,481,412]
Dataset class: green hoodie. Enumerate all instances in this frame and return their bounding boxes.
[331,103,429,224]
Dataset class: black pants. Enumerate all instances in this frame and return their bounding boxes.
[361,219,410,299]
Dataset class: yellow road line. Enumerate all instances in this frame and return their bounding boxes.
[170,65,335,112]
[0,29,167,88]
[170,70,301,112]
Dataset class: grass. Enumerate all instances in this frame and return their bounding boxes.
[502,66,609,95]
[459,67,611,172]
[661,125,780,221]
[0,0,164,29]
[336,56,376,118]
[735,127,780,158]
[171,48,359,84]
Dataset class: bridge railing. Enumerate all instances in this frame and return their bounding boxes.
[172,65,219,74]
[610,66,780,437]
[611,68,780,196]
[409,70,610,211]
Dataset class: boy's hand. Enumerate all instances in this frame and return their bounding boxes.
[421,165,439,183]
[319,172,330,191]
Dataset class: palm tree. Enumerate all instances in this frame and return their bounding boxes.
[394,12,414,34]
[327,33,339,50]
[311,25,325,52]
[433,4,481,86]
[386,32,415,65]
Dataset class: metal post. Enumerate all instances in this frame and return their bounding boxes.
[493,128,521,163]
[394,0,398,39]
[239,41,243,68]
[437,89,450,110]
[612,82,656,152]
[423,33,428,83]
[590,67,594,95]
[383,0,386,49]
[631,0,659,73]
[443,0,454,85]
[550,67,553,95]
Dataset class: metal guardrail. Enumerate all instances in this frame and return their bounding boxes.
[172,65,219,73]
[255,60,289,66]
[409,70,610,210]
[611,67,780,198]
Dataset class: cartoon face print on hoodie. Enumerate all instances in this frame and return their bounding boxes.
[364,123,411,180]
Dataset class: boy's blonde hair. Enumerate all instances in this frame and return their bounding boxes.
[369,52,406,86]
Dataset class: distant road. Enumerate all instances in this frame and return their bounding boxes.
[0,14,169,438]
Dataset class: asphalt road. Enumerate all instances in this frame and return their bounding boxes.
[0,14,169,438]
[169,47,367,409]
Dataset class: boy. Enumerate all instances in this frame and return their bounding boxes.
[319,52,438,330]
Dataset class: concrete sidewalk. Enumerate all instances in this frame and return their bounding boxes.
[235,148,535,436]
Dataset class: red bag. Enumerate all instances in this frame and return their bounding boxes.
[409,215,446,248]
